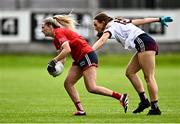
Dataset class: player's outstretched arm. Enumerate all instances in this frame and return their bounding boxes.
[132,18,159,25]
[92,32,110,51]
[132,16,173,27]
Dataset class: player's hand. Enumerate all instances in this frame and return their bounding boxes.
[47,60,56,73]
[159,16,173,27]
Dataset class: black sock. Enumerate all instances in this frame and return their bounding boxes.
[139,92,147,102]
[151,100,159,110]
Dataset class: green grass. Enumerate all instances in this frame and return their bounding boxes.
[0,53,180,123]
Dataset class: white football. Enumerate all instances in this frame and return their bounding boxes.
[50,61,64,77]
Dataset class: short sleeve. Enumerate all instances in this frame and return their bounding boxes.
[103,22,115,39]
[56,32,69,45]
[53,29,69,50]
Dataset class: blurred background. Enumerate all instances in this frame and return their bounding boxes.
[0,0,180,54]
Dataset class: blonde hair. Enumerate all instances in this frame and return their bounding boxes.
[43,14,77,31]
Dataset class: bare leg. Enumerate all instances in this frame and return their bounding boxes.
[137,51,158,101]
[83,66,128,113]
[126,53,150,113]
[126,53,145,93]
[137,51,161,115]
[64,65,85,114]
[83,66,114,96]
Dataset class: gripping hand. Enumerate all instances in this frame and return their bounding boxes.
[47,60,56,73]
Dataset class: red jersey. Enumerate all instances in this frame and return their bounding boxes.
[53,28,93,63]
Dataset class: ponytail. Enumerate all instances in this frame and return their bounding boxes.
[53,15,77,31]
[43,14,77,31]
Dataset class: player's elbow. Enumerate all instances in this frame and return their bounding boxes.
[67,48,71,53]
[65,47,71,53]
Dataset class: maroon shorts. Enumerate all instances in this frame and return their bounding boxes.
[73,51,98,72]
[134,33,159,55]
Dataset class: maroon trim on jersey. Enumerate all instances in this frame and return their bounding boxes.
[103,31,112,39]
[114,18,132,25]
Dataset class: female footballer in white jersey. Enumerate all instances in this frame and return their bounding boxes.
[92,12,173,115]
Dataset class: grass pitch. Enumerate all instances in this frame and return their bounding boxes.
[0,53,180,123]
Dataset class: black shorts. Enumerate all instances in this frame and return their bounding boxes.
[73,51,98,72]
[134,33,159,55]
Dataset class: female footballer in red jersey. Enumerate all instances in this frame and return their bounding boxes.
[92,12,173,115]
[41,15,128,115]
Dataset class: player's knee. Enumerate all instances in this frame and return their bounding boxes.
[64,80,72,90]
[144,75,154,83]
[125,71,130,78]
[64,81,68,90]
[125,70,133,79]
[86,86,97,93]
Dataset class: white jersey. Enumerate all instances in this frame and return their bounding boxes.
[104,18,145,50]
